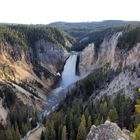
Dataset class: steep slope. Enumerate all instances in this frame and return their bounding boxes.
[0,25,73,127]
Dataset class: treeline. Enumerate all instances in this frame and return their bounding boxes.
[0,25,27,47]
[0,24,74,50]
[9,25,74,48]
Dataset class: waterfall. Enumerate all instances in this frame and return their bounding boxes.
[43,54,80,116]
[60,54,80,88]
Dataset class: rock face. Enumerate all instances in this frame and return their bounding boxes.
[34,40,68,74]
[0,40,68,89]
[86,121,131,140]
[78,32,122,75]
[78,32,140,76]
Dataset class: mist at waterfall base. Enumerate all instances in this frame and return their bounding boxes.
[43,54,80,116]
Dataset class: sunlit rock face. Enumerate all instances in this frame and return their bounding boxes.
[0,39,69,88]
[78,32,140,76]
[86,121,131,140]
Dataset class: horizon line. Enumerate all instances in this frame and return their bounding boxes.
[0,19,140,25]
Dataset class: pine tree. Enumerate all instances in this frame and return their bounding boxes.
[94,117,100,126]
[22,123,28,136]
[76,114,86,140]
[45,121,56,140]
[0,131,5,140]
[87,115,92,132]
[134,124,140,140]
[61,125,67,140]
[11,127,16,140]
[15,126,21,140]
[6,128,13,140]
[108,107,118,122]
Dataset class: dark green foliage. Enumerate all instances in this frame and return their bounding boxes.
[8,24,74,49]
[117,25,140,51]
[0,26,27,48]
[43,93,135,140]
[45,121,56,140]
[42,68,136,140]
[0,127,21,140]
[0,24,74,52]
[0,85,39,139]
[87,115,92,132]
[108,107,118,122]
[76,115,86,140]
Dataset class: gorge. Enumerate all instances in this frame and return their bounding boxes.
[0,21,140,140]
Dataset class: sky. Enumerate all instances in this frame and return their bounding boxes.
[0,0,140,24]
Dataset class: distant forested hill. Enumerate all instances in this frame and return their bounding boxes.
[49,20,140,40]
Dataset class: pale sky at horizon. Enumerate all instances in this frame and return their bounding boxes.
[0,0,140,24]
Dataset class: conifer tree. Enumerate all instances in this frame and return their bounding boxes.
[15,126,21,140]
[108,107,118,122]
[62,125,67,140]
[87,115,92,132]
[134,124,140,140]
[6,128,13,140]
[76,114,86,140]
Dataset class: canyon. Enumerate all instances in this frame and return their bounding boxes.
[0,21,140,140]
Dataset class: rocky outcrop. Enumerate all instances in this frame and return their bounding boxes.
[86,120,132,140]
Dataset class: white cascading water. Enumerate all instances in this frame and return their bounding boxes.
[60,54,80,88]
[43,54,80,116]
